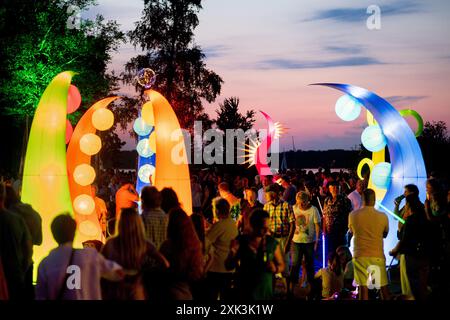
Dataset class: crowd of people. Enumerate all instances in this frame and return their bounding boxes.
[0,167,449,301]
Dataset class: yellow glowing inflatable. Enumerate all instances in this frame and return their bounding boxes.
[21,71,75,280]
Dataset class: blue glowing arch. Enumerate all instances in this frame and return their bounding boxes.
[313,83,427,261]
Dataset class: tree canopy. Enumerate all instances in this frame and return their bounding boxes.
[214,97,256,132]
[418,121,450,176]
[125,0,223,129]
[0,0,124,123]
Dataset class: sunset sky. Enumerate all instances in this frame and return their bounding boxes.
[83,0,450,151]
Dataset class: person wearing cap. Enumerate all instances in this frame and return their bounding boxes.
[263,184,295,278]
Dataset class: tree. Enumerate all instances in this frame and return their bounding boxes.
[125,0,223,129]
[0,0,124,122]
[421,121,449,144]
[214,97,256,132]
[0,0,125,176]
[212,97,256,169]
[418,121,450,177]
[99,128,126,169]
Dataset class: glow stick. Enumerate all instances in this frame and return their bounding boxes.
[316,196,326,268]
[376,201,405,224]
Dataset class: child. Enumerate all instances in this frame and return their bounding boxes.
[314,252,344,299]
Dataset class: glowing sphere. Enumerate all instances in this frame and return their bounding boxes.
[136,68,156,89]
[79,220,99,237]
[133,117,152,136]
[80,133,101,156]
[335,94,362,121]
[371,162,391,189]
[67,85,81,114]
[92,108,114,131]
[73,164,96,186]
[361,124,387,152]
[136,139,154,158]
[73,194,95,215]
[142,102,155,125]
[138,164,155,183]
[66,120,73,144]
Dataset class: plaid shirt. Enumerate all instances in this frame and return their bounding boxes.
[264,200,295,237]
[142,208,168,250]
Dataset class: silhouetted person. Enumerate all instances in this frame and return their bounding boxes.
[4,185,41,299]
[225,209,285,300]
[141,186,167,250]
[205,197,238,301]
[36,214,124,300]
[390,192,433,300]
[0,183,32,300]
[159,208,204,300]
[161,187,180,214]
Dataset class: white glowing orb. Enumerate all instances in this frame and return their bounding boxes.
[335,94,362,122]
[361,124,387,152]
[133,117,152,136]
[136,138,154,158]
[138,164,155,183]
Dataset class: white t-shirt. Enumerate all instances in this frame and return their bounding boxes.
[258,187,267,205]
[347,190,362,211]
[36,244,122,300]
[292,205,321,244]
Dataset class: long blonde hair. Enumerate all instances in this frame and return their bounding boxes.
[107,208,148,269]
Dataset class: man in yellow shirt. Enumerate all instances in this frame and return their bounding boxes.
[348,189,390,300]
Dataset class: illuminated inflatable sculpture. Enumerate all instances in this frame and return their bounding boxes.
[244,111,285,177]
[134,69,157,194]
[22,70,193,280]
[315,83,427,260]
[132,68,192,213]
[22,71,77,279]
[144,89,192,214]
[67,96,118,245]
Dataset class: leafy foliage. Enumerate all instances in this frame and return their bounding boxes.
[0,0,125,121]
[214,97,256,132]
[421,121,449,144]
[418,121,450,176]
[124,0,223,129]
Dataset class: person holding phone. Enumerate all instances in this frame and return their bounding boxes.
[394,184,420,238]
